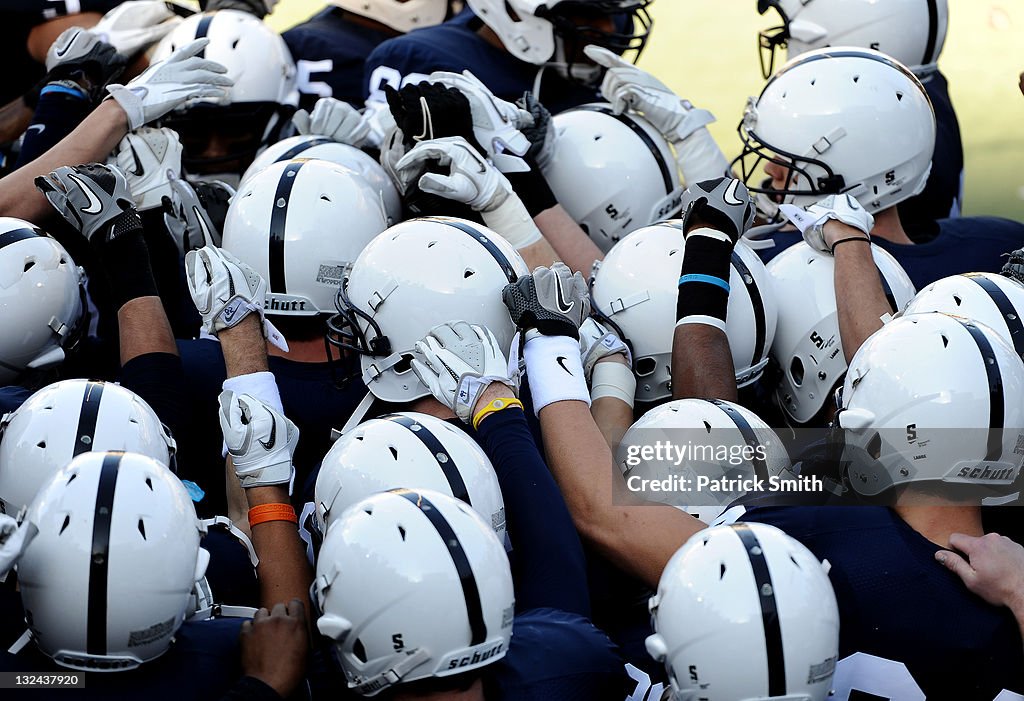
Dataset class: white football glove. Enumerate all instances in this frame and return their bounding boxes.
[412,321,516,424]
[291,97,371,147]
[115,126,183,211]
[780,194,874,255]
[92,1,183,57]
[579,317,632,384]
[185,245,288,351]
[218,391,298,489]
[0,515,37,583]
[428,70,533,173]
[106,38,233,131]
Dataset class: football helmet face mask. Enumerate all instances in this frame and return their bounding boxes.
[17,452,206,671]
[543,105,683,252]
[326,217,528,403]
[311,489,514,696]
[732,48,936,219]
[329,0,451,33]
[767,242,915,426]
[0,380,177,517]
[757,0,949,79]
[591,221,777,402]
[223,158,390,317]
[153,10,299,177]
[619,400,791,524]
[239,136,402,225]
[647,523,839,701]
[835,312,1024,498]
[902,273,1024,360]
[466,0,652,84]
[313,412,506,542]
[0,218,86,386]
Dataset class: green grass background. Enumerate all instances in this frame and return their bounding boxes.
[264,1,1024,221]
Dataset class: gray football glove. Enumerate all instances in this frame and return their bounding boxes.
[34,163,142,244]
[503,262,591,341]
[680,177,756,243]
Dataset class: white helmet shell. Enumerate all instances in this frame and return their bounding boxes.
[591,221,777,402]
[328,0,449,33]
[0,218,84,384]
[766,241,916,425]
[224,158,390,316]
[314,412,506,542]
[647,522,839,701]
[0,380,177,517]
[312,489,514,696]
[543,105,682,253]
[329,217,528,403]
[18,452,206,671]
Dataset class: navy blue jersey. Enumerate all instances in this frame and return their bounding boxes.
[283,8,395,109]
[0,386,31,413]
[363,9,599,115]
[898,71,965,240]
[738,505,1024,699]
[0,618,246,701]
[756,216,1024,291]
[176,339,367,515]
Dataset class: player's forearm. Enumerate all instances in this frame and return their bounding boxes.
[220,315,271,378]
[246,485,313,616]
[0,97,33,144]
[591,395,633,453]
[834,240,890,363]
[0,99,128,221]
[533,205,604,276]
[117,296,178,365]
[672,324,737,402]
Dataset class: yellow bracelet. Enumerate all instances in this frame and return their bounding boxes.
[472,397,524,430]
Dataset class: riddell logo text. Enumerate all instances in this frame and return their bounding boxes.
[446,642,504,670]
[265,299,307,312]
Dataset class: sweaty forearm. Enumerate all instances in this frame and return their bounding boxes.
[834,240,890,363]
[533,205,604,276]
[672,324,737,402]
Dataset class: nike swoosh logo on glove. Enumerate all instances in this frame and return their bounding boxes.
[27,124,45,135]
[68,173,103,215]
[259,415,277,450]
[724,179,744,206]
[554,283,574,315]
[130,145,145,176]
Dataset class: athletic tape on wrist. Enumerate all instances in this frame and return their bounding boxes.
[591,361,636,407]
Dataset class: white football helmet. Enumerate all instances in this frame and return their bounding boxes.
[17,452,207,671]
[0,218,84,385]
[223,158,390,317]
[465,0,652,79]
[543,105,682,252]
[836,312,1024,497]
[733,48,936,218]
[312,489,514,696]
[766,241,915,425]
[619,399,791,523]
[153,10,299,173]
[327,217,529,402]
[239,135,402,224]
[314,412,506,542]
[902,273,1024,359]
[0,380,177,517]
[591,221,777,402]
[329,0,450,32]
[758,0,949,79]
[647,522,839,701]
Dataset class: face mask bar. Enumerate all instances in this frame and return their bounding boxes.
[758,25,789,79]
[324,274,394,387]
[543,0,653,83]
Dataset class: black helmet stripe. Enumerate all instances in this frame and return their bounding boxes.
[87,452,123,655]
[396,490,487,645]
[708,399,769,482]
[730,252,767,373]
[0,227,40,249]
[274,137,333,163]
[957,319,1005,461]
[924,0,940,66]
[268,160,307,295]
[966,274,1024,357]
[433,219,519,284]
[576,105,674,195]
[381,414,471,506]
[732,523,786,696]
[193,15,214,58]
[74,382,105,458]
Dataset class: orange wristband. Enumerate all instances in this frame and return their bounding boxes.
[248,503,298,528]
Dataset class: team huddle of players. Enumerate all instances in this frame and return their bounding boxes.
[0,0,1022,699]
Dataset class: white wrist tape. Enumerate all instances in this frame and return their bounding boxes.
[523,335,591,415]
[590,361,636,408]
[675,315,728,333]
[674,127,731,186]
[220,371,284,458]
[482,195,543,249]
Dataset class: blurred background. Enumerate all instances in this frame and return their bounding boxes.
[264,1,1024,221]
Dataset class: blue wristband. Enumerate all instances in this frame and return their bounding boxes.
[678,273,730,293]
[39,83,88,100]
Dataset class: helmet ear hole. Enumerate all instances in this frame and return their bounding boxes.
[394,355,414,374]
[635,357,657,377]
[353,638,368,663]
[790,357,805,386]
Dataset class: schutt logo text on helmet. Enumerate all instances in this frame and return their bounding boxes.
[446,642,504,670]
